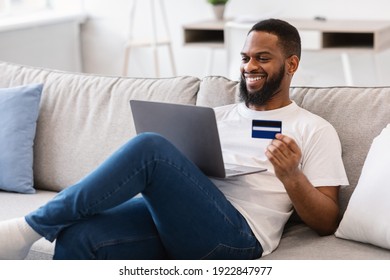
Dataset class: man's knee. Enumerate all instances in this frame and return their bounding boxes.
[133,132,174,153]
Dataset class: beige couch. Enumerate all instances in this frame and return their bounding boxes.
[0,61,389,260]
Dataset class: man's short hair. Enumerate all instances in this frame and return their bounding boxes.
[249,18,301,59]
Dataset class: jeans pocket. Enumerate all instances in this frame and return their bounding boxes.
[201,243,262,260]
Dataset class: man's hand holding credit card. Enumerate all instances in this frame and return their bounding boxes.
[252,120,282,139]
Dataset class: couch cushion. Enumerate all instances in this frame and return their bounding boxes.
[0,190,56,221]
[262,223,390,259]
[0,84,43,194]
[0,61,200,192]
[197,76,240,107]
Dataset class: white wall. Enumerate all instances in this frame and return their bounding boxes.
[81,0,218,78]
[0,0,387,86]
[79,0,390,86]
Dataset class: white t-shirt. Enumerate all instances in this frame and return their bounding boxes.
[212,102,349,256]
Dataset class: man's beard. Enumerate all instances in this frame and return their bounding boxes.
[239,65,285,106]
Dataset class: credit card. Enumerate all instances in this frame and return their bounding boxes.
[252,120,282,139]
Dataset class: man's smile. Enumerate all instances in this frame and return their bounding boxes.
[244,74,267,90]
[246,76,264,82]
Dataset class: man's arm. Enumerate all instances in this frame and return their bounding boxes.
[265,134,340,235]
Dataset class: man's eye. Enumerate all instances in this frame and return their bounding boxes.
[241,56,249,62]
[259,57,270,62]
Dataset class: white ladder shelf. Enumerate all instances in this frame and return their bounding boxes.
[123,0,176,77]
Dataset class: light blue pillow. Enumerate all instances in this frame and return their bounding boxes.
[0,84,43,194]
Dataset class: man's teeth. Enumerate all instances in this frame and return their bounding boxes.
[247,77,263,82]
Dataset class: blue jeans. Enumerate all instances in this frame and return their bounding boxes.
[26,133,263,259]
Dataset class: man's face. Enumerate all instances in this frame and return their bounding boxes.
[239,31,287,106]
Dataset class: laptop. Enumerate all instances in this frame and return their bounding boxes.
[130,100,266,178]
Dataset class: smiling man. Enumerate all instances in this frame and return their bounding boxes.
[239,20,300,110]
[0,19,348,260]
[213,19,349,255]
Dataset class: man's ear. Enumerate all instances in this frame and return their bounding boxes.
[286,55,299,75]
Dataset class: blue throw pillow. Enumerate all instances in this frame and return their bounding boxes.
[0,84,43,194]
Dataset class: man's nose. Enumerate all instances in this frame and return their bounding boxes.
[244,58,258,72]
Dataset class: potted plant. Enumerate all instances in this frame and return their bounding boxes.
[207,0,229,4]
[207,0,229,20]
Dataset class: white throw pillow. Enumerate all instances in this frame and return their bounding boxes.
[335,124,390,249]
